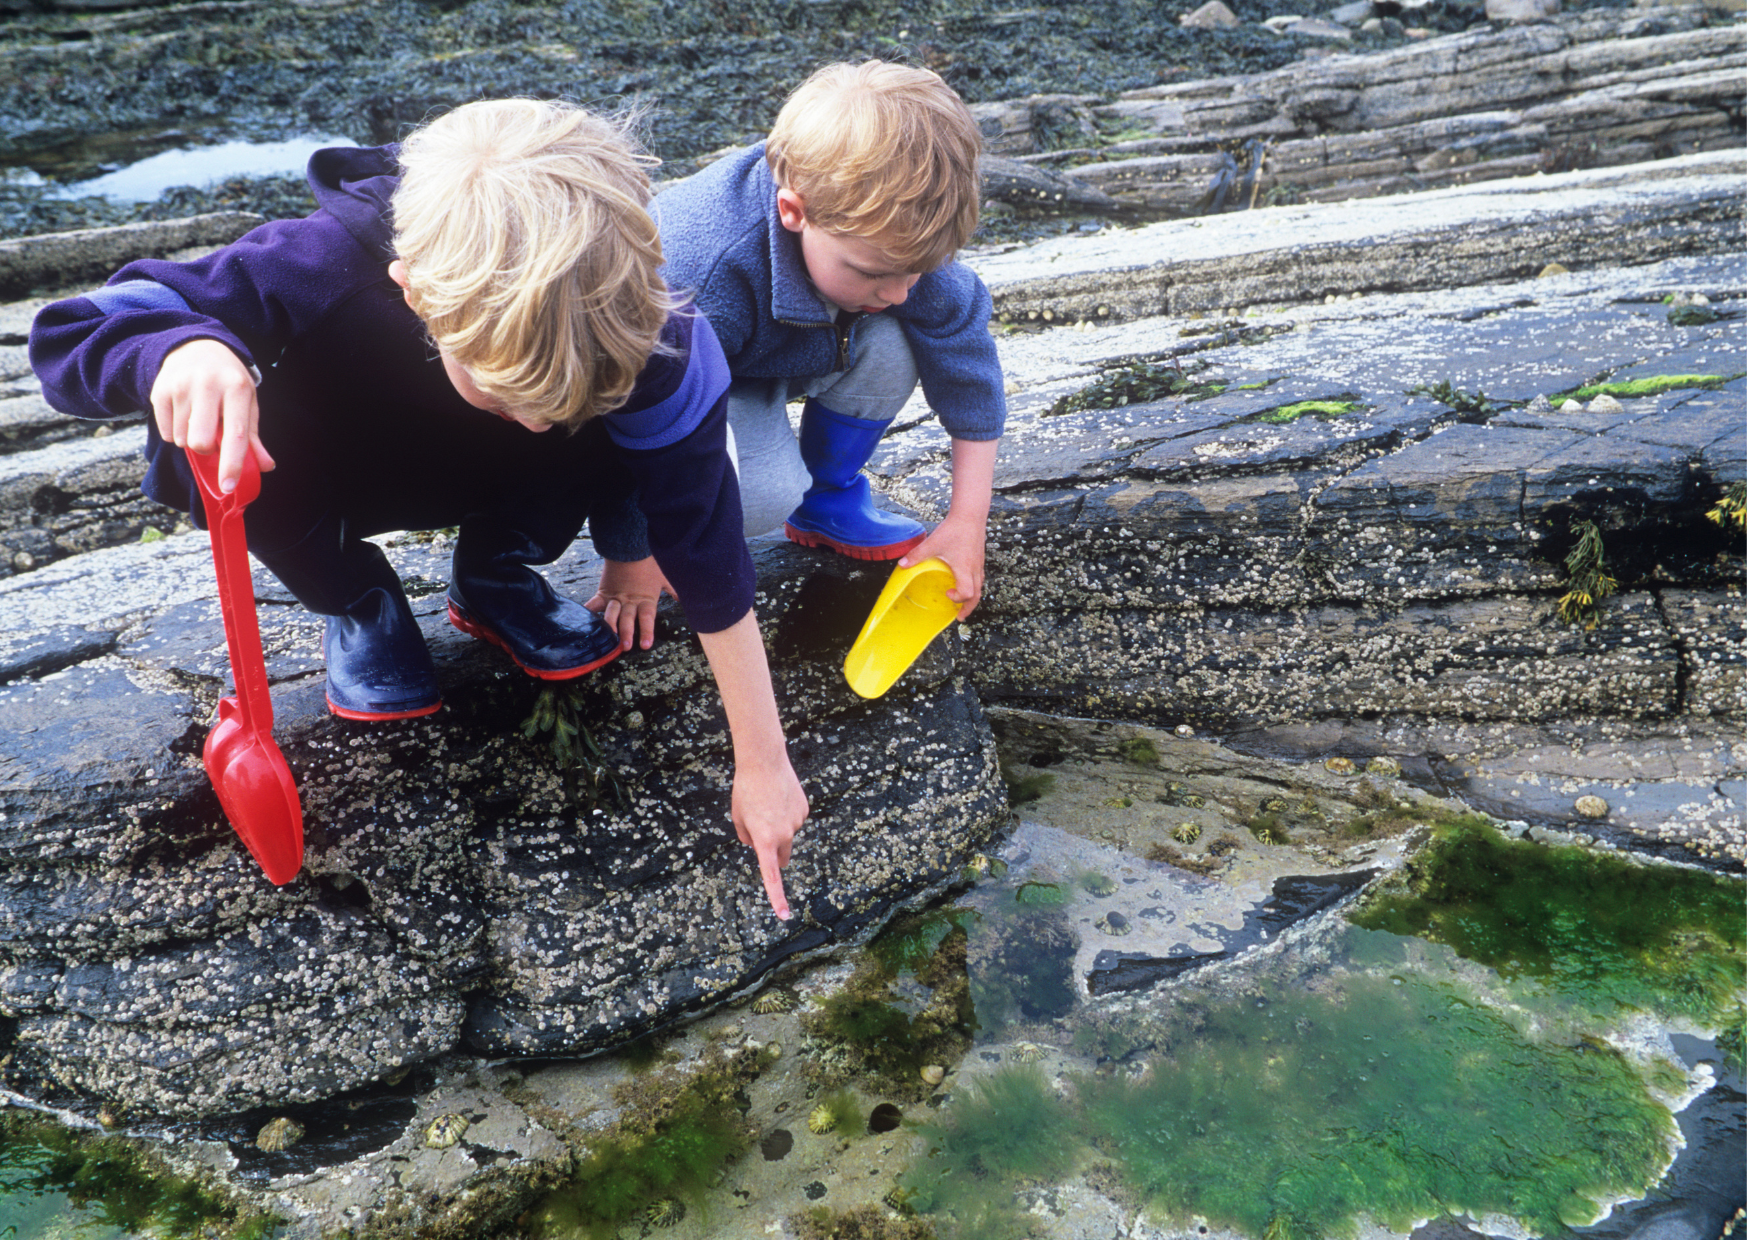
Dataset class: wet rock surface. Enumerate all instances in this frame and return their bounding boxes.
[0,9,1740,1236]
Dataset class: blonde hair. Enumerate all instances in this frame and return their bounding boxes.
[766,62,981,273]
[393,98,679,430]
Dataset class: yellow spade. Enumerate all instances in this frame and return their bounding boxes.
[844,558,960,699]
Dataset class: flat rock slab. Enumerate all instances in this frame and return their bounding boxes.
[0,533,1007,1117]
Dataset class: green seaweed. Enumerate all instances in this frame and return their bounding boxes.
[1014,881,1067,908]
[1708,480,1746,533]
[1252,399,1361,424]
[520,683,627,808]
[1044,359,1227,416]
[812,1088,865,1137]
[0,1113,279,1240]
[870,909,981,978]
[1117,736,1160,766]
[1349,816,1746,1028]
[1555,517,1618,630]
[900,1067,1078,1240]
[999,762,1055,806]
[1075,969,1676,1240]
[529,1047,769,1239]
[1563,373,1729,401]
[1405,380,1490,413]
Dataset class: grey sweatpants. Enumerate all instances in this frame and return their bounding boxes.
[727,313,920,537]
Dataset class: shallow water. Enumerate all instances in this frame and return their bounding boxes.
[44,137,355,204]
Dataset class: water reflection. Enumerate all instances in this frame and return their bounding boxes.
[49,136,355,203]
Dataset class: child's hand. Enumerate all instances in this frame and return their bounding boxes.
[900,512,987,620]
[150,339,274,494]
[586,556,674,651]
[732,754,810,921]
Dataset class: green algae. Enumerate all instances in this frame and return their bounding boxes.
[806,910,977,1095]
[1117,736,1160,766]
[999,762,1054,806]
[1564,373,1729,401]
[1556,517,1618,630]
[0,1113,278,1240]
[1044,359,1227,416]
[1405,379,1491,413]
[900,1066,1078,1240]
[1349,817,1746,1028]
[1252,399,1362,424]
[900,958,1677,1240]
[1076,970,1676,1240]
[527,1044,772,1240]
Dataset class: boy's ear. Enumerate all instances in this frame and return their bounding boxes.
[387,259,411,294]
[775,188,808,234]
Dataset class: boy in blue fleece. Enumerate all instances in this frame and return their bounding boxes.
[32,99,808,919]
[656,60,1003,618]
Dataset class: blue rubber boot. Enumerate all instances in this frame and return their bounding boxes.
[784,402,925,561]
[253,517,441,721]
[447,513,622,680]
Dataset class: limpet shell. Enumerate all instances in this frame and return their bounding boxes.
[750,988,797,1015]
[646,1197,686,1227]
[806,1103,837,1135]
[1365,756,1402,778]
[920,1064,945,1086]
[1009,1042,1045,1063]
[423,1113,470,1149]
[255,1116,304,1152]
[1324,757,1356,775]
[1574,795,1609,819]
[1171,822,1201,845]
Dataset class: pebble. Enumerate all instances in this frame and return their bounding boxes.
[920,1064,946,1086]
[1175,724,1194,737]
[1537,261,1570,277]
[1527,394,1553,412]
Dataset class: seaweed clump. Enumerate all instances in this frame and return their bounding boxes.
[526,1043,774,1239]
[794,1203,936,1240]
[1708,480,1746,532]
[1555,517,1618,630]
[805,909,978,1098]
[1349,816,1746,1028]
[1044,358,1226,416]
[0,1112,279,1240]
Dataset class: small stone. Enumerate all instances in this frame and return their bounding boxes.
[1574,795,1609,819]
[92,425,113,438]
[1175,723,1194,737]
[1262,14,1307,31]
[1527,394,1553,413]
[1180,0,1242,27]
[1587,393,1624,414]
[423,1113,470,1149]
[1536,261,1570,278]
[256,1116,304,1152]
[1559,399,1584,412]
[11,552,34,571]
[1331,0,1373,22]
[1365,756,1402,778]
[920,1064,946,1086]
[1324,757,1356,775]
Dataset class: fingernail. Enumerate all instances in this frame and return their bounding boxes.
[220,478,235,494]
[776,908,791,921]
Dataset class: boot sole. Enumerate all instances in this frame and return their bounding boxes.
[447,602,624,680]
[784,524,924,562]
[326,695,443,722]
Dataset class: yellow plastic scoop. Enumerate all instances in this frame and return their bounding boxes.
[844,558,960,699]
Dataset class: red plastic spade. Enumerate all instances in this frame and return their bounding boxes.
[188,448,304,885]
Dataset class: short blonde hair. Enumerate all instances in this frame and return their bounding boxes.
[766,62,980,273]
[393,98,679,430]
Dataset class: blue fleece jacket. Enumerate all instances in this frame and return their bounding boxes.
[655,143,1006,442]
[30,145,755,633]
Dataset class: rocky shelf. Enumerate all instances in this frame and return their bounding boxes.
[0,7,1740,1237]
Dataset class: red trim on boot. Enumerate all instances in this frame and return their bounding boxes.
[326,695,443,721]
[447,602,625,680]
[784,523,924,561]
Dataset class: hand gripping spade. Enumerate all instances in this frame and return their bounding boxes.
[188,448,304,885]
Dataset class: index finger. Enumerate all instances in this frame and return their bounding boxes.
[217,381,259,494]
[756,844,791,921]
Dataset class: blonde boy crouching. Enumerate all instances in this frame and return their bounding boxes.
[657,60,1004,620]
[30,98,808,918]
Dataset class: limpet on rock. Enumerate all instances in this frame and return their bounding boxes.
[646,1198,686,1228]
[1365,756,1402,778]
[255,1116,304,1152]
[751,988,797,1014]
[807,1103,837,1134]
[1324,757,1356,775]
[1096,911,1132,936]
[920,1064,945,1086]
[1171,822,1202,844]
[1574,795,1609,819]
[423,1113,470,1149]
[1010,1042,1045,1063]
